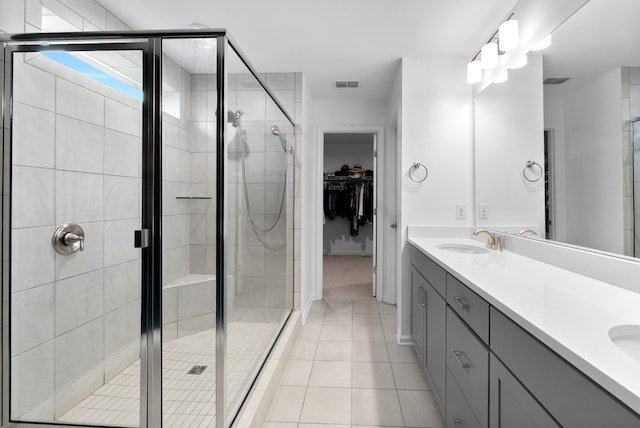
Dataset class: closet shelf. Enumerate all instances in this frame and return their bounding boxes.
[176,196,212,200]
[323,176,373,183]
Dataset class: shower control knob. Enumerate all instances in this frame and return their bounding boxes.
[63,232,85,251]
[52,224,85,255]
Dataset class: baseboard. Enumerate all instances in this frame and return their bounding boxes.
[301,293,316,324]
[397,334,413,346]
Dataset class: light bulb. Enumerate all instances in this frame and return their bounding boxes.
[510,54,528,70]
[499,20,519,51]
[481,42,498,70]
[532,34,552,51]
[467,60,482,84]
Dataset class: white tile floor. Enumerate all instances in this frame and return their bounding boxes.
[59,321,282,427]
[264,299,445,428]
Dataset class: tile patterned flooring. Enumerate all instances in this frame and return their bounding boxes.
[59,321,281,427]
[264,299,445,428]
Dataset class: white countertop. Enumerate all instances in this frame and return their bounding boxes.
[408,236,640,414]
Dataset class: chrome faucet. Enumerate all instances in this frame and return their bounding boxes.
[518,229,537,237]
[473,229,504,251]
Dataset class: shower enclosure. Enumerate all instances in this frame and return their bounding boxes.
[1,30,294,427]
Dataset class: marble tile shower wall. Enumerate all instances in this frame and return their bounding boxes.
[227,72,300,322]
[162,56,193,287]
[621,67,639,256]
[10,52,142,420]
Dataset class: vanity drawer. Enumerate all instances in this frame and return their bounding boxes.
[447,274,489,344]
[410,245,446,298]
[447,367,484,428]
[490,308,640,428]
[447,308,488,428]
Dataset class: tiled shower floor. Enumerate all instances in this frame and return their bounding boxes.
[59,321,281,427]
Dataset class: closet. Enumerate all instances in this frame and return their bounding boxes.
[322,133,375,300]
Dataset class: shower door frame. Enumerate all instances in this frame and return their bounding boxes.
[1,30,230,428]
[2,29,295,428]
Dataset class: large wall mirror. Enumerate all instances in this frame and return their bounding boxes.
[474,0,639,258]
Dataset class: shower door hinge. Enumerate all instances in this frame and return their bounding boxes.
[373,266,377,274]
[134,229,149,248]
[374,149,377,157]
[373,208,377,216]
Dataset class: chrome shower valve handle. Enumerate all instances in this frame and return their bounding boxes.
[52,224,85,255]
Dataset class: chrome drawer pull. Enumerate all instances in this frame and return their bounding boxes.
[453,417,463,427]
[452,350,470,368]
[453,296,470,310]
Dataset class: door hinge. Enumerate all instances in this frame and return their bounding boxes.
[374,149,377,157]
[373,208,377,216]
[373,266,377,274]
[134,229,149,248]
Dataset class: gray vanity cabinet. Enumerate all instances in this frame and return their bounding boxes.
[408,242,640,428]
[490,308,640,428]
[410,246,447,412]
[425,280,446,409]
[446,367,484,428]
[489,353,559,428]
[446,307,488,428]
[410,266,426,364]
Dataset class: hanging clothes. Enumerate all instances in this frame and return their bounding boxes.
[323,176,374,236]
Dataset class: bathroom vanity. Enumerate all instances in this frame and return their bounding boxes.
[409,236,640,428]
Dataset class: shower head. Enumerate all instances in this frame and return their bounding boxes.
[228,109,243,127]
[270,125,288,152]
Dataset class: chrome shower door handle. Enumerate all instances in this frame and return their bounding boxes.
[52,224,85,255]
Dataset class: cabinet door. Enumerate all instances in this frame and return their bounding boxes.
[425,281,446,407]
[490,354,560,428]
[447,368,483,428]
[410,266,425,364]
[447,308,489,427]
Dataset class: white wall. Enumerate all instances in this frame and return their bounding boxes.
[474,54,545,231]
[398,57,473,341]
[545,69,624,253]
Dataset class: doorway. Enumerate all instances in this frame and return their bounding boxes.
[544,130,555,240]
[322,133,375,300]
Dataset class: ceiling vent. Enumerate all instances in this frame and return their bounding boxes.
[544,77,570,85]
[335,81,359,88]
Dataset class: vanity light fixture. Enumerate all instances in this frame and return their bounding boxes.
[493,70,508,83]
[532,34,552,51]
[481,42,499,70]
[498,19,519,51]
[510,54,528,69]
[467,60,482,84]
[468,13,519,83]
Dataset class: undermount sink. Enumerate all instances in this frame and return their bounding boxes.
[609,325,640,363]
[435,243,489,254]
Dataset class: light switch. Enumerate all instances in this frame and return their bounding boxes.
[479,203,489,219]
[456,203,466,219]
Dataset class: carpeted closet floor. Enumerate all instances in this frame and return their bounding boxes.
[323,255,375,300]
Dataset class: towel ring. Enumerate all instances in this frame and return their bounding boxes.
[522,160,543,183]
[409,162,428,183]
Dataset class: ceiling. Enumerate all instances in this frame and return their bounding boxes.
[543,0,640,94]
[96,0,518,101]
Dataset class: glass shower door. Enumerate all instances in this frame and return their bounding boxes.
[7,44,144,426]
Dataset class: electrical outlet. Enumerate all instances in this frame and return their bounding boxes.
[479,203,489,219]
[456,203,466,219]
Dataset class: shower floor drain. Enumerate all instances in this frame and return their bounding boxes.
[187,365,208,375]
